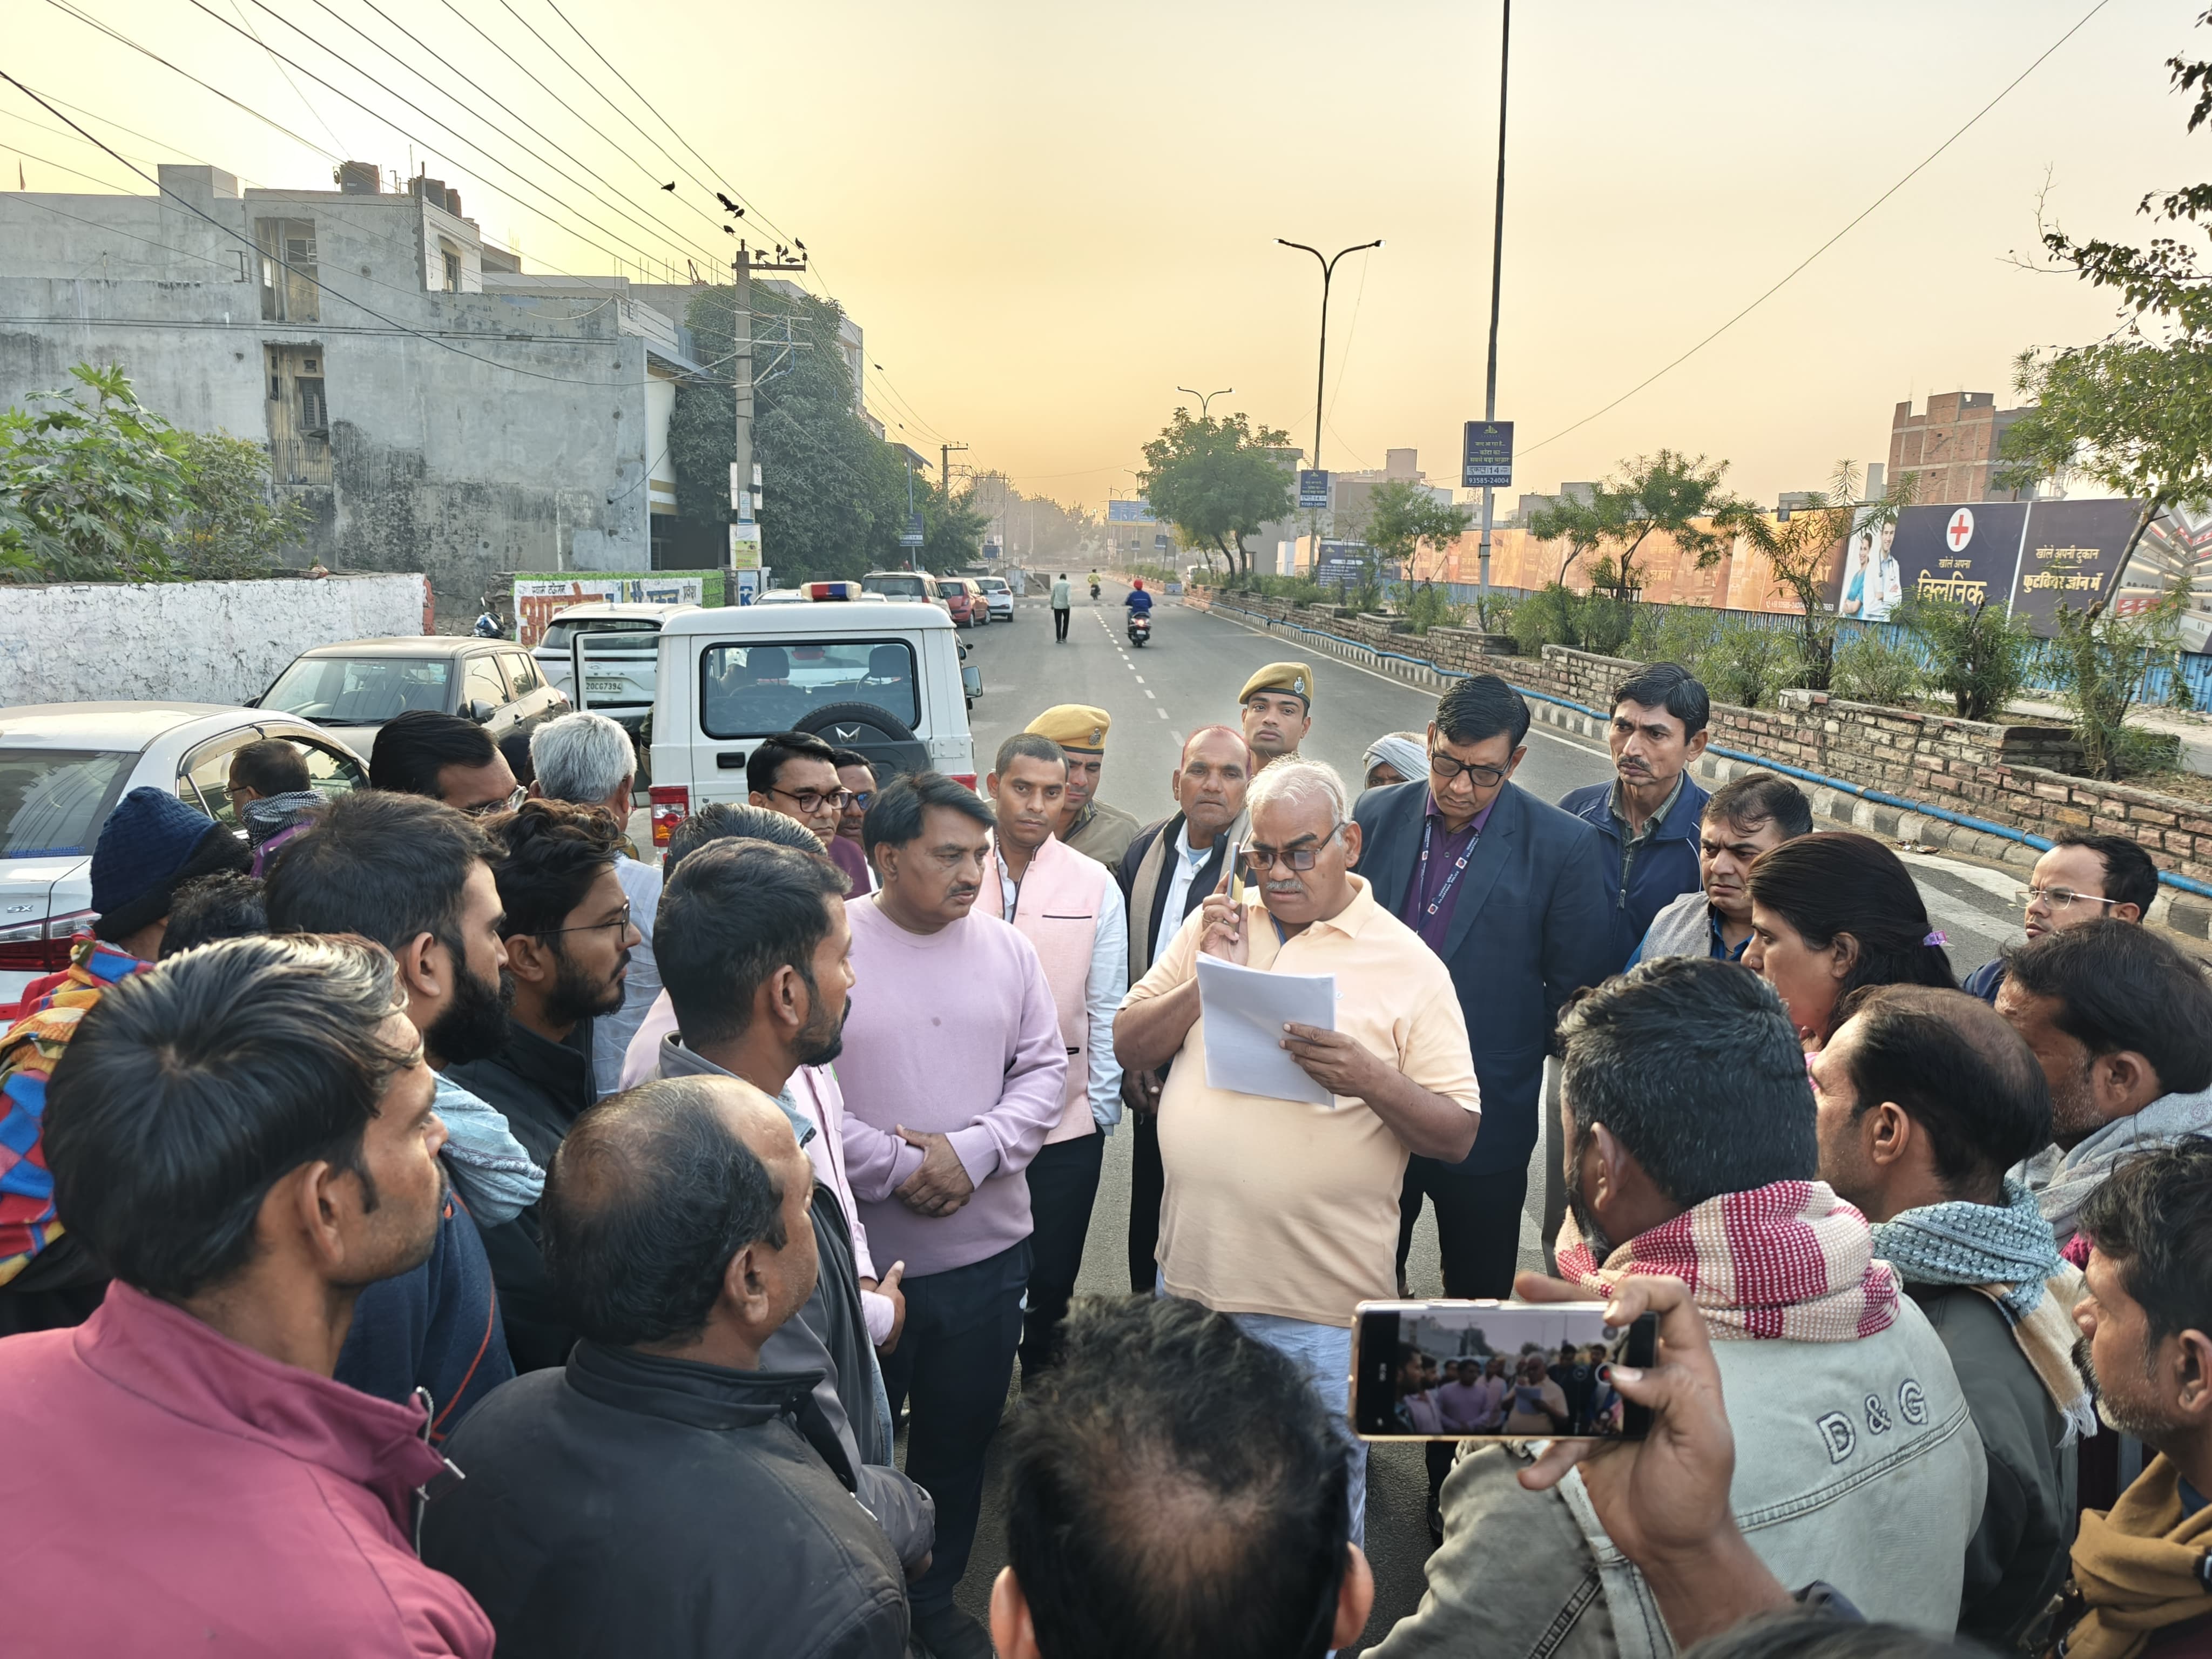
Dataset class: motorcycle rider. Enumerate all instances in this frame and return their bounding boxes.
[1124,578,1154,643]
[1089,570,1102,600]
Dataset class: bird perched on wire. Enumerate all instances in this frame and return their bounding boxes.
[660,181,676,192]
[715,191,745,218]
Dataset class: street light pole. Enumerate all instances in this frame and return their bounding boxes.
[1176,385,1235,418]
[1278,238,1382,578]
[1476,0,1510,605]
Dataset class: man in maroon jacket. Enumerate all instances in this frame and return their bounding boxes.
[0,933,494,1657]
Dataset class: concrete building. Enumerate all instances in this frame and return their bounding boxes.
[0,161,704,623]
[1887,392,2034,506]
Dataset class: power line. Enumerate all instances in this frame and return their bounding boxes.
[320,0,730,270]
[1516,0,2116,463]
[214,0,706,274]
[226,0,348,157]
[0,70,685,389]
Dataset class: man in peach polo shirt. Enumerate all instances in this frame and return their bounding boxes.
[1114,757,1481,1549]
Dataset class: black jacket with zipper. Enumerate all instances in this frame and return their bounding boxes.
[422,1340,909,1659]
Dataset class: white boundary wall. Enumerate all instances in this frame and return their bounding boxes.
[0,574,430,709]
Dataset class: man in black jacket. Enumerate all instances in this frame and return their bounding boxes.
[1113,724,1251,1293]
[449,801,642,1371]
[422,1075,909,1659]
[1351,676,1614,1302]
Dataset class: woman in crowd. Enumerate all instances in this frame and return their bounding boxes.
[1742,831,1955,1050]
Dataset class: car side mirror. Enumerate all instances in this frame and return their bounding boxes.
[962,664,983,698]
[467,699,495,724]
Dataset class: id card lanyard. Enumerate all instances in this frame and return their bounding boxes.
[1416,814,1480,920]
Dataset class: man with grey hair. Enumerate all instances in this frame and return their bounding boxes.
[529,711,662,1097]
[1116,756,1481,1548]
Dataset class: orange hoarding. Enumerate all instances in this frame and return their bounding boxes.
[1411,517,1845,615]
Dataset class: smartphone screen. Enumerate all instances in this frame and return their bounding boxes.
[1351,1300,1656,1442]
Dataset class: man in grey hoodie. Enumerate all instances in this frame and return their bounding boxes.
[1997,919,2212,1252]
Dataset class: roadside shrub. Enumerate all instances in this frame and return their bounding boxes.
[1700,621,1803,709]
[1397,582,1467,636]
[2050,587,2197,780]
[1831,628,1924,706]
[1897,594,2034,721]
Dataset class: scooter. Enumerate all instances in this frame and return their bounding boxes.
[1127,611,1151,648]
[1090,581,1101,601]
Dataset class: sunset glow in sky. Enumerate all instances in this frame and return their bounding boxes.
[6,0,2205,509]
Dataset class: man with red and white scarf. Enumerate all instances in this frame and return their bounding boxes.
[1374,958,1987,1659]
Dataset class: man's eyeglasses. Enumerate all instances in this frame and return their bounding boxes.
[2021,885,2123,913]
[1428,744,1509,791]
[772,786,853,814]
[846,791,874,811]
[1242,821,1346,873]
[463,786,529,818]
[542,905,633,941]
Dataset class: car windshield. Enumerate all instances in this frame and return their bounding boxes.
[539,618,660,651]
[700,639,919,737]
[263,656,453,725]
[0,747,135,859]
[862,575,929,599]
[979,578,1006,592]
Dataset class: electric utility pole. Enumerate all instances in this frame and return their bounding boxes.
[729,241,806,591]
[1476,1,1510,602]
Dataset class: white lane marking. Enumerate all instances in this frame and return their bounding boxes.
[1134,676,1144,685]
[1157,707,1169,719]
[1144,689,1156,699]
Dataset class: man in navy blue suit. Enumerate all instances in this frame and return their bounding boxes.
[1351,675,1615,1303]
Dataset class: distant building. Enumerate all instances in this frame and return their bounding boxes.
[0,161,704,622]
[1888,393,2034,506]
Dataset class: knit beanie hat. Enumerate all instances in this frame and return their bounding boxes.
[91,788,249,945]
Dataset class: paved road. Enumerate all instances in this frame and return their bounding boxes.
[926,583,2032,1651]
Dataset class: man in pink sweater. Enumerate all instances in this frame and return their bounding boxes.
[0,933,493,1657]
[839,771,1067,1659]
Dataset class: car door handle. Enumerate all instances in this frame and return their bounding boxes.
[716,752,746,770]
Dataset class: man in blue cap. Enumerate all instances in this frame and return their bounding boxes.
[0,788,250,1334]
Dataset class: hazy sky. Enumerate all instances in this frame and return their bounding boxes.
[6,0,2206,510]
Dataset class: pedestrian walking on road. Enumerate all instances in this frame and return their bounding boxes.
[986,733,1128,1379]
[1026,704,1140,868]
[1050,572,1072,642]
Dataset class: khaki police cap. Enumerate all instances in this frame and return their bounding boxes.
[1024,704,1112,752]
[1238,662,1314,708]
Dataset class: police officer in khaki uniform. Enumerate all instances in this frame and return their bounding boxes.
[1025,705,1140,868]
[1238,662,1314,769]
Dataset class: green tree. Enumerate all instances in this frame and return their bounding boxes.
[1137,408,1295,581]
[172,429,308,578]
[670,285,911,582]
[0,363,191,581]
[1362,478,1474,600]
[1527,450,1764,596]
[920,481,989,572]
[1739,461,1919,690]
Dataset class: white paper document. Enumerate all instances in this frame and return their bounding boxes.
[1196,954,1338,1106]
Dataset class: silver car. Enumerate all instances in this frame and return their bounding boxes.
[0,703,368,1003]
[259,636,569,759]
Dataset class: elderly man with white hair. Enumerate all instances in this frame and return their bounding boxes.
[529,712,663,1097]
[1114,757,1481,1546]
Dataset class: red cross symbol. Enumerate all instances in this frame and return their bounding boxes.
[1946,509,1975,551]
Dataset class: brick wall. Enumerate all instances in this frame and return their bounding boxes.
[1189,589,2212,896]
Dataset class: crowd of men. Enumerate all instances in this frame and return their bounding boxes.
[3,637,2212,1659]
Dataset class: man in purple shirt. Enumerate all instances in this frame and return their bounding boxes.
[1350,676,1614,1298]
[836,772,1066,1659]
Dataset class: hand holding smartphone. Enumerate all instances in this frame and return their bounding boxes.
[1352,1299,1656,1442]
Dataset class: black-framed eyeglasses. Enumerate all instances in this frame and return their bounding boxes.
[772,786,853,814]
[845,790,874,811]
[463,786,529,818]
[1242,821,1346,872]
[1428,743,1510,790]
[541,905,633,941]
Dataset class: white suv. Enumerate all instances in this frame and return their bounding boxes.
[647,595,979,849]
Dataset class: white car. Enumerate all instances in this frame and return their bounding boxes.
[976,575,1014,621]
[648,592,980,851]
[528,602,699,730]
[0,703,368,1003]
